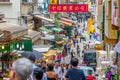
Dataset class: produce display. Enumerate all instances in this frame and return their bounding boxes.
[95,44,103,50]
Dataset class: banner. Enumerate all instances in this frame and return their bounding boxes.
[112,0,118,26]
[48,4,88,12]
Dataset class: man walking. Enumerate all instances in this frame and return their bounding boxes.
[54,60,63,80]
[64,58,86,80]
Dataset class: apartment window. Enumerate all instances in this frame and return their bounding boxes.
[0,0,10,2]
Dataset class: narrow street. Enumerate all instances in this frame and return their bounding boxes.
[0,0,120,80]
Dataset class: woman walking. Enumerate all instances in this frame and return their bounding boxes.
[46,64,58,80]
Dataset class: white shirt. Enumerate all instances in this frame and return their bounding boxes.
[110,65,117,75]
[54,66,62,79]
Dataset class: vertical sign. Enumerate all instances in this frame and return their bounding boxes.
[112,0,118,26]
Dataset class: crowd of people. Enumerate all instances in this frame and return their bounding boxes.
[5,54,86,80]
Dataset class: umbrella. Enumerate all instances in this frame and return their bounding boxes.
[21,50,43,59]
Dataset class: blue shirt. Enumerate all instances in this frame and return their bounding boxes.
[65,68,86,80]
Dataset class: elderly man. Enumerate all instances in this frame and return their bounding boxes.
[9,58,33,80]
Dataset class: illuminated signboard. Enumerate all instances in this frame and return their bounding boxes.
[48,4,88,12]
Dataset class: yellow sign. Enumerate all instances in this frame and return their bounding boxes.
[85,1,91,6]
[50,0,57,4]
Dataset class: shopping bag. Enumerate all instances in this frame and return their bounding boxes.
[105,70,111,78]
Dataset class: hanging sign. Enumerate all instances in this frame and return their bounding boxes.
[48,4,88,12]
[50,0,57,4]
[112,0,118,26]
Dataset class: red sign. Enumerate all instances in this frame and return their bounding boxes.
[48,4,88,12]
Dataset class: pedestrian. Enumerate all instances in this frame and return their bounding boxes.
[54,60,63,80]
[34,68,44,80]
[73,37,77,47]
[9,58,33,80]
[46,63,58,80]
[109,59,118,80]
[28,54,47,80]
[64,58,86,80]
[77,44,81,57]
[71,50,74,59]
[41,61,47,72]
[67,42,71,54]
[67,64,72,70]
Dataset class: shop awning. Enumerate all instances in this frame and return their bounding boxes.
[34,15,54,23]
[51,27,63,32]
[43,50,57,56]
[24,30,41,43]
[60,18,77,24]
[44,24,55,28]
[0,23,28,39]
[33,45,52,52]
[41,35,55,41]
[60,21,73,26]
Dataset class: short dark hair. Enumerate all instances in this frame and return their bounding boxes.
[34,68,43,80]
[28,54,36,62]
[55,60,60,63]
[47,64,54,71]
[70,58,78,67]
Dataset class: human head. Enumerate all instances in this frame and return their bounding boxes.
[41,61,46,67]
[28,54,36,63]
[70,58,79,67]
[47,63,54,71]
[113,59,117,65]
[34,68,43,80]
[9,58,33,80]
[55,60,60,68]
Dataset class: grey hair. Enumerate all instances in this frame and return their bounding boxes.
[12,58,33,80]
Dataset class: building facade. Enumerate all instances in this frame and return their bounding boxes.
[0,0,37,25]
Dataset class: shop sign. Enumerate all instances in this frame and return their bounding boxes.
[48,4,88,12]
[112,0,118,26]
[50,0,57,4]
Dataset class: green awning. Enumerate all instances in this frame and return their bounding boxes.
[51,27,63,32]
[39,26,52,33]
[39,26,47,31]
[0,39,33,54]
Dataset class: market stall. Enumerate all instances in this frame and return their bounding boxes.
[0,23,33,79]
[24,30,41,43]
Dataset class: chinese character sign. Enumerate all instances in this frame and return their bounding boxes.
[48,4,88,12]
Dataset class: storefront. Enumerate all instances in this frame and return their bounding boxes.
[0,23,33,78]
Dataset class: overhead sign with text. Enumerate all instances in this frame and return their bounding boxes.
[48,4,88,12]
